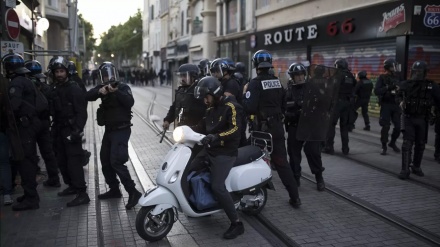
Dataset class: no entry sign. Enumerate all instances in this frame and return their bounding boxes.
[5,9,20,40]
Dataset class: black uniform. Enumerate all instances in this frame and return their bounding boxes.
[221,77,242,103]
[234,72,248,147]
[163,83,206,126]
[9,75,41,207]
[31,78,60,186]
[71,74,87,93]
[242,71,299,201]
[374,73,401,152]
[434,107,440,162]
[51,80,88,193]
[398,79,440,178]
[190,96,242,223]
[353,77,373,129]
[86,83,138,193]
[324,69,356,154]
[285,81,324,184]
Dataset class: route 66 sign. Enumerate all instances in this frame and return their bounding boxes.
[424,5,440,29]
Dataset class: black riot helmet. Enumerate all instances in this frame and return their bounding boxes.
[357,70,368,79]
[194,76,223,100]
[235,62,246,73]
[177,63,200,86]
[198,59,210,76]
[222,57,236,71]
[67,61,78,76]
[24,60,46,79]
[334,58,348,70]
[50,56,69,74]
[1,52,30,77]
[99,61,119,84]
[288,63,307,85]
[383,58,397,72]
[252,50,273,69]
[210,58,230,77]
[410,61,428,80]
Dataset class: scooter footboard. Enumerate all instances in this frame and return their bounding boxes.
[138,186,180,211]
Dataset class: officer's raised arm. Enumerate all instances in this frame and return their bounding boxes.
[114,84,134,108]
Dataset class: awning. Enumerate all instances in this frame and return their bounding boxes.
[189,46,202,52]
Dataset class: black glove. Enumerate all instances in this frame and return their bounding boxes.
[201,134,219,146]
[69,129,83,142]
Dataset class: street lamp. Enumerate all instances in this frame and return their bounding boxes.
[142,51,149,69]
[111,54,114,58]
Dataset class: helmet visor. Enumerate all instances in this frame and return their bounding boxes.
[210,64,223,77]
[411,69,425,80]
[99,66,119,84]
[176,71,191,86]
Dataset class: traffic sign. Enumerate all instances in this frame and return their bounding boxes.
[1,41,24,57]
[5,9,20,40]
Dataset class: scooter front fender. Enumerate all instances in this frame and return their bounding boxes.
[138,186,180,211]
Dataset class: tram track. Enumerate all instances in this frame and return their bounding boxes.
[301,174,440,246]
[334,130,440,192]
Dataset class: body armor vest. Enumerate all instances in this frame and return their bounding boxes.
[285,82,304,124]
[404,80,433,117]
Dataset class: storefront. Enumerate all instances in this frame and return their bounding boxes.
[248,0,440,83]
[218,37,248,72]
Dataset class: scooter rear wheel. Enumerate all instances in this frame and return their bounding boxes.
[136,206,175,241]
[242,187,268,216]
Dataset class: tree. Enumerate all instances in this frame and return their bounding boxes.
[78,14,96,63]
[95,10,142,68]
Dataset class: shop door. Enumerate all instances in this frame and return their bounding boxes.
[408,39,440,83]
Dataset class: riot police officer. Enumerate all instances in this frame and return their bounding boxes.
[285,63,325,191]
[242,50,301,207]
[198,59,210,78]
[67,61,87,93]
[2,53,40,211]
[434,107,440,163]
[398,61,440,179]
[163,64,206,130]
[323,58,356,155]
[353,70,373,131]
[50,56,90,207]
[191,76,244,239]
[85,62,142,210]
[210,58,242,103]
[374,58,401,155]
[24,60,61,187]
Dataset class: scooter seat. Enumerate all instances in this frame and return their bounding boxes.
[233,145,264,167]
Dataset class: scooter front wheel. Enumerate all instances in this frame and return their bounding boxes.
[242,187,268,216]
[136,206,175,242]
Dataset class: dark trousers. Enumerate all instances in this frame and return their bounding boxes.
[100,127,135,192]
[54,126,87,192]
[326,99,351,149]
[379,102,401,144]
[190,149,238,222]
[15,118,40,203]
[402,116,427,167]
[435,118,440,158]
[353,99,370,127]
[287,125,324,177]
[239,115,248,147]
[36,119,59,182]
[265,118,299,200]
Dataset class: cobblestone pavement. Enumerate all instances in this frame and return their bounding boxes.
[1,85,439,247]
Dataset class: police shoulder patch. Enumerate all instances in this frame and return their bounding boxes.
[127,88,132,95]
[261,79,282,90]
[9,87,16,94]
[245,91,251,98]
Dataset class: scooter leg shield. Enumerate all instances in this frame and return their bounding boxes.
[138,186,180,211]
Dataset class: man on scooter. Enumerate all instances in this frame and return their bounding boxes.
[191,76,245,239]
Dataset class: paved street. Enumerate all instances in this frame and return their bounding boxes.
[1,85,440,247]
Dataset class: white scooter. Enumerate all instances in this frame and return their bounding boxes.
[136,126,274,242]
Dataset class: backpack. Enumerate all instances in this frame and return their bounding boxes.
[187,171,219,210]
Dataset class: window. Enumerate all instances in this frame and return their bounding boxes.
[150,5,154,20]
[181,11,184,36]
[227,0,237,33]
[240,0,246,30]
[47,0,58,8]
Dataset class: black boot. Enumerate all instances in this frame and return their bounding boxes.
[98,188,122,199]
[363,125,370,131]
[342,147,349,155]
[315,173,325,191]
[380,143,387,155]
[412,144,425,177]
[67,192,90,207]
[43,178,61,188]
[289,198,301,208]
[388,141,401,153]
[125,189,142,209]
[323,146,334,155]
[12,200,39,211]
[57,186,77,196]
[223,221,244,239]
[399,141,412,180]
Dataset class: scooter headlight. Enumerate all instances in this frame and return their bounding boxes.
[173,127,184,143]
[169,171,180,184]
